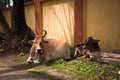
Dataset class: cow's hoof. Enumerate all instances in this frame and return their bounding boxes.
[33,59,40,64]
[26,57,34,64]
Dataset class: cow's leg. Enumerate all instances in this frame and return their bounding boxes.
[33,42,41,63]
[86,50,92,58]
[74,47,78,57]
[32,39,42,63]
[33,52,40,63]
[26,45,36,63]
[74,47,82,58]
[26,56,33,63]
[43,52,51,63]
[82,48,92,58]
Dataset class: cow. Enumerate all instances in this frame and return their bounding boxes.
[26,30,71,63]
[74,44,92,58]
[74,37,100,58]
[39,39,71,63]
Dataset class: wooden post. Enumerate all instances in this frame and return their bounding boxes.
[74,0,83,46]
[34,0,41,37]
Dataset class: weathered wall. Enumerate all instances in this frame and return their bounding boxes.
[84,0,120,50]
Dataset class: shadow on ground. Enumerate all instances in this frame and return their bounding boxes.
[0,63,72,80]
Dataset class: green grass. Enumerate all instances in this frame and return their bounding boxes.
[48,57,120,80]
[24,56,120,80]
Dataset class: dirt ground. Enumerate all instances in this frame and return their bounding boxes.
[0,54,79,80]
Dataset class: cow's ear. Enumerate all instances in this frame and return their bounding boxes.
[28,40,34,44]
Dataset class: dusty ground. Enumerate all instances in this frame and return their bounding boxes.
[0,54,79,80]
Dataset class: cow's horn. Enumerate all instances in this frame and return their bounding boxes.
[42,30,47,38]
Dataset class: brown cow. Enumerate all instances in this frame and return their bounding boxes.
[26,30,71,63]
[39,39,71,63]
[26,30,47,63]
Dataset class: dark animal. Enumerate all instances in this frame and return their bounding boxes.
[74,37,100,58]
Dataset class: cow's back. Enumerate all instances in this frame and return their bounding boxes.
[40,39,70,61]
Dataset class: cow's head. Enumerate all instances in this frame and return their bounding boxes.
[31,30,47,52]
[26,30,47,64]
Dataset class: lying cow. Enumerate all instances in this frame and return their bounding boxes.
[26,30,71,63]
[39,39,71,63]
[74,44,92,58]
[74,37,100,58]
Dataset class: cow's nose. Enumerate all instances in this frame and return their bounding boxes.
[35,48,42,53]
[37,49,42,53]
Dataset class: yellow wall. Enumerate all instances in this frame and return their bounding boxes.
[25,4,35,30]
[2,0,120,50]
[1,4,35,31]
[84,0,120,50]
[42,0,74,45]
